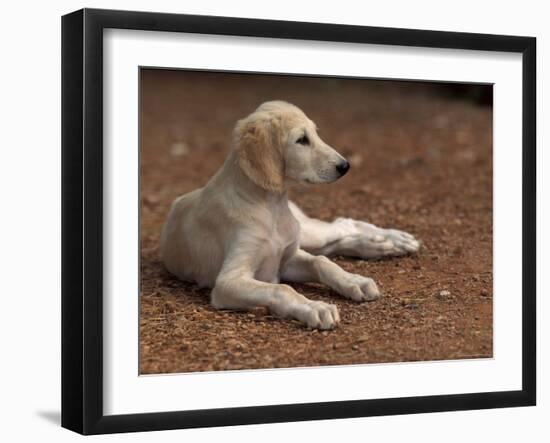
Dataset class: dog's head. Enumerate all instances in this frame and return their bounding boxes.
[234,101,349,193]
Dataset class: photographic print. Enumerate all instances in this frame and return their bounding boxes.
[62,9,535,433]
[139,69,493,375]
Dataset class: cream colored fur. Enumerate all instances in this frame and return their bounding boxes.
[161,101,419,329]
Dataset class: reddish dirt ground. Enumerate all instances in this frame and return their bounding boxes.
[139,69,493,374]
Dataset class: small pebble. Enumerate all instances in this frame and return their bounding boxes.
[349,153,363,167]
[170,141,189,157]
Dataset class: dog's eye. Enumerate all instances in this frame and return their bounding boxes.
[296,135,309,145]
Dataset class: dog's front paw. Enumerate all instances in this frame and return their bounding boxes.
[340,274,380,302]
[298,301,340,330]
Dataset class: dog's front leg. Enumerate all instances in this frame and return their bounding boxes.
[282,249,380,302]
[211,262,340,330]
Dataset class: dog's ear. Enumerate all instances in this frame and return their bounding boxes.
[234,112,285,193]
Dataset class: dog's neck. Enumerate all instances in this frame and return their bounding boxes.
[210,149,289,209]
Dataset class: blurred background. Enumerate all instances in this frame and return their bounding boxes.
[139,69,493,374]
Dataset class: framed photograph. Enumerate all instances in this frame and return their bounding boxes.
[62,8,536,435]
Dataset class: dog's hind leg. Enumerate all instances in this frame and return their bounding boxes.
[289,201,420,259]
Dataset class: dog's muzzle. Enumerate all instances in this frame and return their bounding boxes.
[336,160,350,177]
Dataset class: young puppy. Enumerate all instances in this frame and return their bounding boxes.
[161,101,419,329]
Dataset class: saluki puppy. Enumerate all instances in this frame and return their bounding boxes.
[161,101,419,329]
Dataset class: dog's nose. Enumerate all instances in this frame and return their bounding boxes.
[336,160,350,177]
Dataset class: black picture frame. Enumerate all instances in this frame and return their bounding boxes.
[61,8,536,435]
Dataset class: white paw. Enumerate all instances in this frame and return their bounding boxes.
[296,301,340,330]
[372,228,421,256]
[340,274,380,302]
[346,220,420,259]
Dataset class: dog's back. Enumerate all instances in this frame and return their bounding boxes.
[160,188,226,288]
